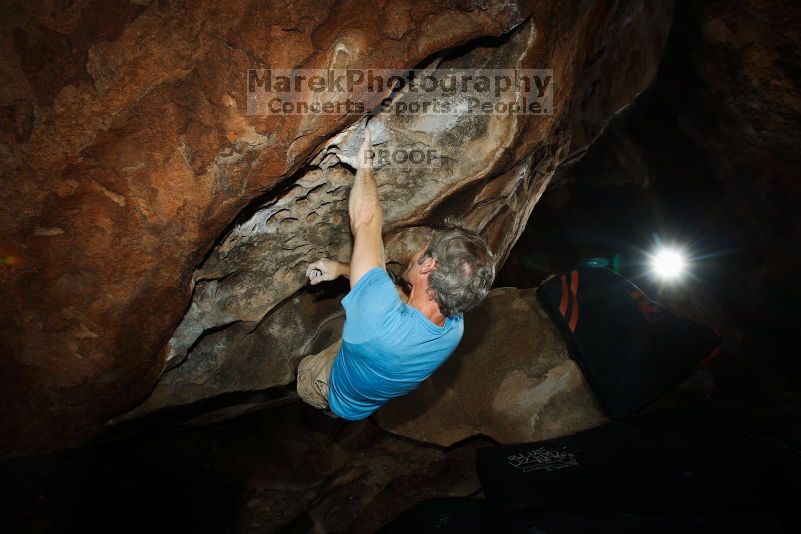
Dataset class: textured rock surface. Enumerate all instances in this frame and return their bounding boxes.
[0,0,535,453]
[0,0,674,453]
[125,2,673,421]
[375,287,608,446]
[161,18,544,371]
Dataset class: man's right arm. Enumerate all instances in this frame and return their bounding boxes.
[306,259,350,285]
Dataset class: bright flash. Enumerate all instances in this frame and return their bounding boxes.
[652,248,686,280]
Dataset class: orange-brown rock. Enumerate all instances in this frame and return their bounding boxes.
[0,0,673,454]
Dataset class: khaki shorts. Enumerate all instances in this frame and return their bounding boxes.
[297,340,341,410]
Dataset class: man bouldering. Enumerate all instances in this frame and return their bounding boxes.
[295,124,496,419]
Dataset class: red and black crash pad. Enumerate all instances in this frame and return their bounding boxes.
[537,265,721,417]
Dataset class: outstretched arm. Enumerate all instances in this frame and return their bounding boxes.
[347,126,385,288]
[306,260,350,285]
[305,258,408,302]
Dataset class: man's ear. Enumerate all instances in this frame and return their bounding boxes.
[419,256,437,274]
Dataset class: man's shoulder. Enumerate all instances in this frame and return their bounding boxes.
[342,267,396,307]
[341,268,403,345]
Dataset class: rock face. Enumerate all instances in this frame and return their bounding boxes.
[125,2,673,422]
[375,287,608,446]
[0,0,673,453]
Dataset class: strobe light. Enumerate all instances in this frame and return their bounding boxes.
[651,247,687,280]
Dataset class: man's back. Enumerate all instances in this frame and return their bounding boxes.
[328,267,464,420]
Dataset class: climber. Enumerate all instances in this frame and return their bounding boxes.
[294,123,496,420]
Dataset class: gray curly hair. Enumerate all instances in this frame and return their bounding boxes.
[419,225,495,317]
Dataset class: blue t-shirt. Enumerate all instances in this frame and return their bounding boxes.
[328,267,464,420]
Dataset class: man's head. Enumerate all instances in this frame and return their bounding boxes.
[404,226,495,317]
